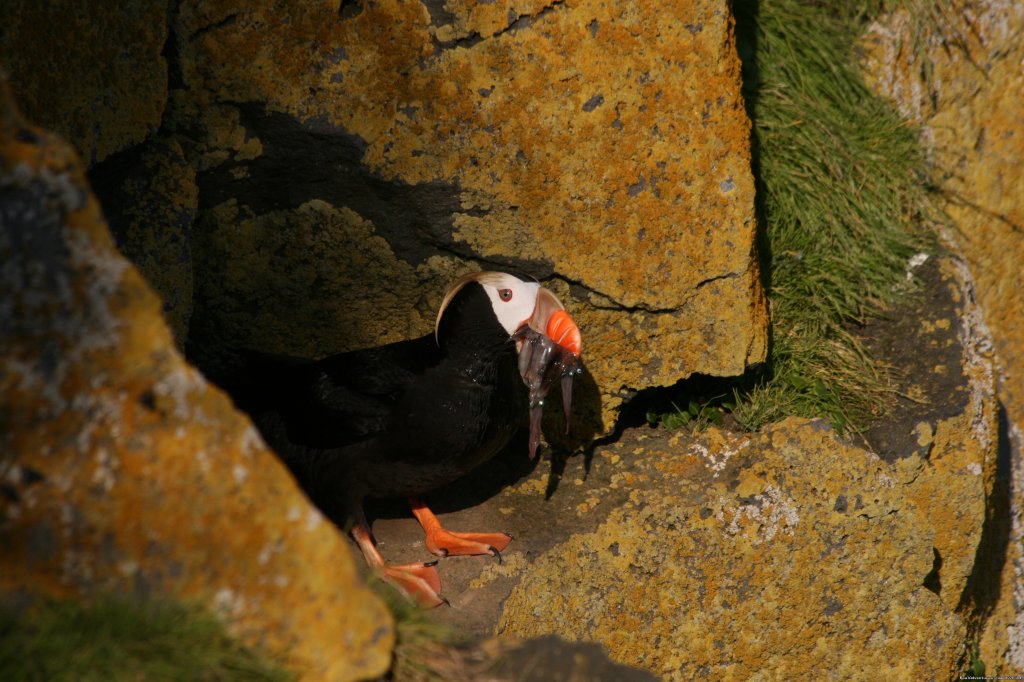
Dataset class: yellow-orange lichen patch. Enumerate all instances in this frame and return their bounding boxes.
[171,0,766,432]
[499,419,970,679]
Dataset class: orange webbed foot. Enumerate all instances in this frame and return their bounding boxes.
[410,498,513,562]
[381,561,447,608]
[352,523,447,607]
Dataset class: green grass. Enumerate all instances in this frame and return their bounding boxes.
[370,579,455,681]
[0,597,294,682]
[967,638,987,678]
[652,0,940,435]
[647,392,734,432]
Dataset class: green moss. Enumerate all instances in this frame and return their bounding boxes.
[0,597,293,681]
[652,0,941,435]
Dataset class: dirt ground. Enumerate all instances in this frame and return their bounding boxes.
[367,427,632,639]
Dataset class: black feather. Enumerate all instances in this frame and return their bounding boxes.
[219,281,528,520]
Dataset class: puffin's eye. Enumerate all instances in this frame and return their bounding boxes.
[498,288,513,302]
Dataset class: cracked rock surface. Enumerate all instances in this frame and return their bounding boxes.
[28,0,769,433]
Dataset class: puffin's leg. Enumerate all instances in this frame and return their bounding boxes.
[350,521,446,608]
[410,498,513,561]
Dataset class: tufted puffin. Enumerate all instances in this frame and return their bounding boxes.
[230,271,582,606]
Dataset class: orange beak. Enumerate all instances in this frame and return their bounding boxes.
[527,288,582,358]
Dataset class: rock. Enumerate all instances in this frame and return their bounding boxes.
[0,0,168,165]
[861,3,1024,672]
[498,420,968,679]
[0,79,393,681]
[167,0,767,431]
[859,256,999,613]
[90,137,198,347]
[0,0,768,432]
[493,258,997,679]
[394,634,660,681]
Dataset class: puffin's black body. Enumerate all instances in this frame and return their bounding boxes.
[224,271,581,606]
[240,281,527,518]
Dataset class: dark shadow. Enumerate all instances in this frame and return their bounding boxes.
[543,450,570,501]
[537,362,602,499]
[924,547,943,596]
[609,370,765,439]
[367,429,540,523]
[88,144,152,251]
[732,0,777,400]
[542,359,603,482]
[732,0,773,316]
[857,257,969,462]
[181,103,591,384]
[955,402,1014,617]
[488,636,660,682]
[545,361,604,451]
[194,103,555,278]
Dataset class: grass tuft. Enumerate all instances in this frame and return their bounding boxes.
[370,580,456,681]
[653,0,940,435]
[0,596,293,682]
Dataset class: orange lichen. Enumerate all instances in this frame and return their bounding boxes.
[0,0,167,164]
[166,0,765,431]
[499,418,985,679]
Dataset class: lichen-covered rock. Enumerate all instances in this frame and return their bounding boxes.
[193,197,464,359]
[861,3,1024,672]
[90,137,198,346]
[498,418,977,679]
[905,258,999,611]
[860,256,1000,616]
[0,0,168,165]
[0,80,393,681]
[171,0,767,430]
[496,258,998,679]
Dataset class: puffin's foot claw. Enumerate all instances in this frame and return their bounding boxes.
[410,500,514,560]
[382,561,445,608]
[423,528,514,559]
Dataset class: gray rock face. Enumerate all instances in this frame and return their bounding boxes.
[0,79,394,682]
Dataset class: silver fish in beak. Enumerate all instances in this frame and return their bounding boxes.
[513,288,582,460]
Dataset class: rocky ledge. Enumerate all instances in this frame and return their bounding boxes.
[369,254,1002,680]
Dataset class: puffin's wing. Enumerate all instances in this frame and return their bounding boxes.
[229,333,439,449]
[316,333,438,399]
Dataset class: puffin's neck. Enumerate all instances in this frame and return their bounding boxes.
[436,282,517,364]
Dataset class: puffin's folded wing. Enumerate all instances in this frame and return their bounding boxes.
[230,334,440,449]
